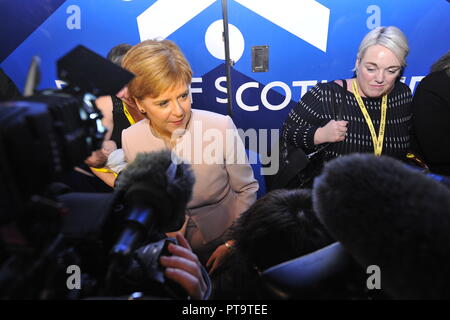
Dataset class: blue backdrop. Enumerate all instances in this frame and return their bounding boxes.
[1,0,449,135]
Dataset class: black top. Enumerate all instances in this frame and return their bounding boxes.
[411,70,450,176]
[110,95,133,148]
[281,80,412,164]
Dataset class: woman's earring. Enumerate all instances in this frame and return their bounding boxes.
[140,109,146,114]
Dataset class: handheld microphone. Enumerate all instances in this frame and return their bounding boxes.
[313,154,450,299]
[111,150,195,258]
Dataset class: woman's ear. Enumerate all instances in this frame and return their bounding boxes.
[354,57,360,73]
[134,99,146,114]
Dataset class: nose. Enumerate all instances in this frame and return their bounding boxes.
[171,100,185,118]
[375,70,385,84]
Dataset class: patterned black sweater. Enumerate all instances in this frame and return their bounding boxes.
[281,80,412,165]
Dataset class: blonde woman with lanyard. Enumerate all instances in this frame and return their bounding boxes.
[280,26,412,182]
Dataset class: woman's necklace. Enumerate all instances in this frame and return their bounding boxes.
[149,124,176,149]
[149,112,192,149]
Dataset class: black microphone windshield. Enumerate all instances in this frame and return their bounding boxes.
[115,150,195,233]
[313,154,450,299]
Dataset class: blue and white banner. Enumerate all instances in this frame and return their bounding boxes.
[1,0,449,133]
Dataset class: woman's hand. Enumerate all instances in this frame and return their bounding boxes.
[84,149,108,168]
[206,241,233,276]
[159,232,208,300]
[314,120,348,144]
[84,140,117,168]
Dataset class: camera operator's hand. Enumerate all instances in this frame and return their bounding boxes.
[159,232,209,300]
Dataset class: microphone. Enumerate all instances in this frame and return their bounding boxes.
[313,154,450,299]
[111,150,195,257]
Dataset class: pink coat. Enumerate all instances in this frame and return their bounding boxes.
[122,109,259,244]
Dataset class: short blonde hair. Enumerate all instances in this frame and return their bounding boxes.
[356,26,409,68]
[122,40,192,100]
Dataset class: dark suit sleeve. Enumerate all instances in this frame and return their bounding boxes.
[411,71,450,174]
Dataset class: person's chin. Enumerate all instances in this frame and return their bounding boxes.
[366,86,386,98]
[169,119,188,137]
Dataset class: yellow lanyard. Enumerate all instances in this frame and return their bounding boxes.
[123,101,136,125]
[89,101,134,177]
[352,80,387,156]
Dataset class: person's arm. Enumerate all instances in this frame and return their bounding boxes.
[84,149,108,168]
[313,120,348,145]
[223,115,259,213]
[282,84,347,153]
[89,168,117,188]
[206,116,258,274]
[412,75,450,170]
[206,239,234,275]
[85,139,119,187]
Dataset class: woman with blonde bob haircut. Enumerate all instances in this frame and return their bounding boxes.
[278,26,413,189]
[354,26,409,71]
[120,39,259,267]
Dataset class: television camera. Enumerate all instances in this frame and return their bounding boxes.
[0,46,196,299]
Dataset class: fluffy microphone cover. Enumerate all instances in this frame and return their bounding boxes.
[115,150,195,232]
[313,154,450,299]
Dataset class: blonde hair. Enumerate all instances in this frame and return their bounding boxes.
[355,26,409,70]
[122,39,192,100]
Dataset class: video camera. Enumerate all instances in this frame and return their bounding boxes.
[0,46,194,299]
